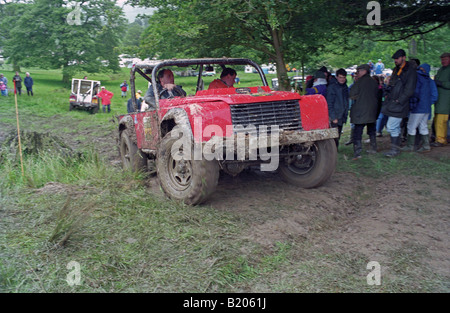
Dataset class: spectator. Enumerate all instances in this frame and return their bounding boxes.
[144,69,186,109]
[368,60,374,75]
[120,80,129,98]
[12,72,22,95]
[127,97,141,113]
[135,89,143,100]
[97,86,114,113]
[24,72,34,96]
[140,100,149,112]
[0,81,7,96]
[305,75,314,89]
[344,74,359,146]
[349,64,379,159]
[326,68,349,148]
[319,66,332,84]
[305,70,327,97]
[376,75,389,137]
[431,52,450,147]
[208,68,237,89]
[381,49,417,157]
[402,63,438,153]
[0,73,8,96]
[374,59,385,75]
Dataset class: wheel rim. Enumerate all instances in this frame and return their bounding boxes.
[167,151,193,191]
[286,144,317,175]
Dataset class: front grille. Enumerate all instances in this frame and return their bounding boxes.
[230,100,302,135]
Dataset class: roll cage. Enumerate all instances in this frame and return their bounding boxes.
[128,58,269,112]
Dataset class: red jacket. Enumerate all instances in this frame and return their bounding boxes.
[97,90,114,105]
[208,79,231,89]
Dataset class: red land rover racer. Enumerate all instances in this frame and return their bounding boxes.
[118,58,338,205]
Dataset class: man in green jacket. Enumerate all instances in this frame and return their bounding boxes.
[349,64,379,159]
[431,52,450,147]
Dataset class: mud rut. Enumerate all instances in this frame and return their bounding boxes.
[1,113,449,282]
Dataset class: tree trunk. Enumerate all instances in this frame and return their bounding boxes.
[13,60,20,73]
[271,28,289,91]
[62,65,73,87]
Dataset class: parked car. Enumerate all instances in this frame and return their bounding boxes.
[271,76,304,91]
[69,78,101,114]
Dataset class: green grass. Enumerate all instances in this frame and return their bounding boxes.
[335,131,450,183]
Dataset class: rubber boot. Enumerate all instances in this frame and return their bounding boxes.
[416,135,431,153]
[366,135,377,154]
[384,136,401,158]
[400,135,415,152]
[345,128,354,146]
[352,140,362,160]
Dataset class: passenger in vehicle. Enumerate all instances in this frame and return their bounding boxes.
[208,68,237,89]
[144,69,186,109]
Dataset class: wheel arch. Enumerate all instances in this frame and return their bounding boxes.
[118,115,138,145]
[160,108,193,140]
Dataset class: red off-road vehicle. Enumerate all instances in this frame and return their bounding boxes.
[118,58,338,205]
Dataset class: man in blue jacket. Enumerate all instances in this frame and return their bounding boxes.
[402,63,438,152]
[24,72,34,96]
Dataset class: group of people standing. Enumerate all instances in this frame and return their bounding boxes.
[0,72,34,96]
[309,50,449,159]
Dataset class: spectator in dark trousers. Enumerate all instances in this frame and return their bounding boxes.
[12,72,22,95]
[381,49,417,157]
[24,72,34,96]
[326,68,349,148]
[127,98,141,113]
[349,64,379,159]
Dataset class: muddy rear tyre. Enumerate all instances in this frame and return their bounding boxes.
[278,139,337,188]
[119,129,147,172]
[156,130,219,205]
[90,105,99,114]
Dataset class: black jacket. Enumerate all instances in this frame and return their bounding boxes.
[326,78,349,125]
[382,61,417,118]
[349,73,379,124]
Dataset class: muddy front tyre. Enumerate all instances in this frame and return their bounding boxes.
[278,139,337,188]
[156,130,219,205]
[119,129,148,172]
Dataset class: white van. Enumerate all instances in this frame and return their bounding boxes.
[69,78,101,114]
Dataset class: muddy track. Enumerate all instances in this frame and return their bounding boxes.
[1,112,449,283]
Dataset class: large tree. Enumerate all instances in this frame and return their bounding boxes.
[127,0,448,89]
[129,0,341,90]
[0,0,126,83]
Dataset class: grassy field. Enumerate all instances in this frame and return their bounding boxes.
[0,67,449,293]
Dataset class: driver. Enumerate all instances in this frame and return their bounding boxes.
[144,69,186,109]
